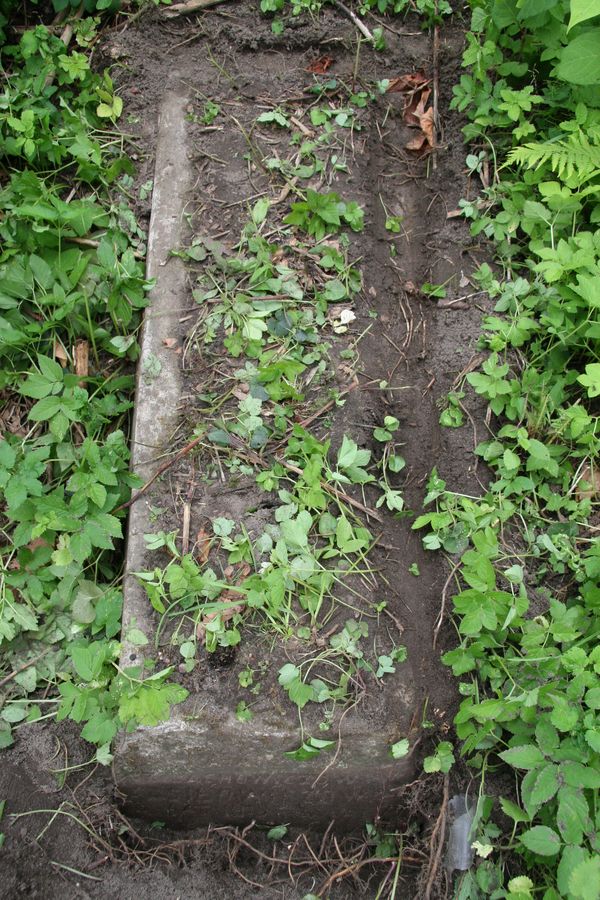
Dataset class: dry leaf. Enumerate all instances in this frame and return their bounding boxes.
[74,339,89,379]
[577,465,600,501]
[54,340,68,367]
[163,337,178,349]
[386,72,435,154]
[196,527,211,564]
[306,55,334,74]
[196,597,243,642]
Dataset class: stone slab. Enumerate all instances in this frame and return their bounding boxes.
[114,81,415,832]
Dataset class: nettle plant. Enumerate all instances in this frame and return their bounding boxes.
[427,0,600,894]
[0,29,181,756]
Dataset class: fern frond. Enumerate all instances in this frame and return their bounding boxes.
[506,127,600,184]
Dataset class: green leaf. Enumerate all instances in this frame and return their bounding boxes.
[81,714,118,746]
[551,701,579,732]
[0,722,13,749]
[278,663,300,686]
[569,857,600,900]
[252,198,270,225]
[284,736,334,760]
[557,30,600,85]
[70,645,101,682]
[391,739,409,759]
[568,0,600,30]
[558,845,588,897]
[20,372,54,400]
[280,511,312,549]
[561,760,600,789]
[507,876,534,896]
[584,686,600,708]
[499,744,545,770]
[288,677,314,709]
[530,763,559,806]
[267,824,288,840]
[535,719,559,754]
[235,701,253,722]
[72,580,104,624]
[119,683,188,727]
[127,628,149,647]
[557,786,590,844]
[520,825,561,856]
[28,395,62,422]
[423,741,455,773]
[500,797,530,823]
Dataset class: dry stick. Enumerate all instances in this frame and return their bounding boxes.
[181,502,191,555]
[423,773,450,900]
[164,0,233,18]
[114,435,204,513]
[43,4,84,89]
[317,853,423,897]
[226,417,383,522]
[431,3,441,171]
[282,460,382,523]
[433,560,461,649]
[119,417,382,522]
[330,0,374,42]
[0,647,52,691]
[271,378,374,454]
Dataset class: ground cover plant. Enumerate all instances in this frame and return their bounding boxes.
[412,0,600,896]
[0,14,189,761]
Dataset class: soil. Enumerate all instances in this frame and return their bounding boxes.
[1,2,494,897]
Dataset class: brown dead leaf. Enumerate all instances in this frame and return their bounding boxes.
[577,465,600,501]
[232,386,249,402]
[306,55,334,74]
[54,340,68,368]
[195,560,252,641]
[236,562,251,581]
[386,72,435,154]
[386,72,430,95]
[196,527,211,565]
[162,338,178,349]
[7,537,51,570]
[74,339,89,379]
[196,597,243,643]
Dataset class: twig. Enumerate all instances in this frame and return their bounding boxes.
[317,853,422,896]
[271,378,367,453]
[181,502,191,555]
[330,0,374,43]
[114,436,204,513]
[163,0,233,18]
[0,647,53,691]
[290,115,313,137]
[282,461,383,523]
[433,561,460,649]
[423,773,450,900]
[431,3,440,171]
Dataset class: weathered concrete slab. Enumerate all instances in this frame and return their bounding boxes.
[116,715,413,830]
[115,76,417,832]
[119,83,190,670]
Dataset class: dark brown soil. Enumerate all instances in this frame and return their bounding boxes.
[0,2,493,897]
